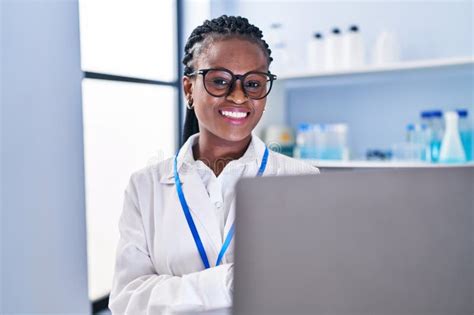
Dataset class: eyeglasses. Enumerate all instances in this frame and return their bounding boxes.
[187,68,277,100]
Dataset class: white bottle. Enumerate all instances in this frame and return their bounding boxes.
[439,111,466,163]
[325,27,343,71]
[307,32,325,72]
[267,23,289,76]
[373,30,400,66]
[342,25,365,69]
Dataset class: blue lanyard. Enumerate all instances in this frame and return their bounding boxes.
[174,146,269,269]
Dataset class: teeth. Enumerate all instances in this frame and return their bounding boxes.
[221,110,247,119]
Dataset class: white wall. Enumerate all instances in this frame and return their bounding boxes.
[210,1,474,158]
[216,0,474,72]
[1,0,90,313]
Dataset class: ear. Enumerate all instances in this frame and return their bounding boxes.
[183,76,193,102]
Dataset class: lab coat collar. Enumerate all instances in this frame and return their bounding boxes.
[160,132,266,184]
[157,133,271,262]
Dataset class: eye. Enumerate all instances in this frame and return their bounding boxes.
[210,78,230,87]
[245,80,262,89]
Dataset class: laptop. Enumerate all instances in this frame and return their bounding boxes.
[233,167,474,315]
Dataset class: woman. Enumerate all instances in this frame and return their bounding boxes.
[109,15,319,314]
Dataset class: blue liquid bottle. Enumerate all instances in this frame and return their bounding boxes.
[456,109,472,161]
[420,111,433,161]
[430,110,444,163]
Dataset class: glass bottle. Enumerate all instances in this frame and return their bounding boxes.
[457,109,472,161]
[439,111,466,163]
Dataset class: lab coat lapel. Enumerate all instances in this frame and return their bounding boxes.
[224,197,236,241]
[219,198,236,265]
[220,146,279,263]
[179,169,222,262]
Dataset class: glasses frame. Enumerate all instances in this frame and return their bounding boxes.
[187,68,277,100]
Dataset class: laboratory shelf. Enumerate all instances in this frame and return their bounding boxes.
[278,56,474,87]
[302,159,474,169]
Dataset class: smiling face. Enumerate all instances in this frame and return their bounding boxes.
[183,37,269,145]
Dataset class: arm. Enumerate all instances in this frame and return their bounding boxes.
[109,176,233,315]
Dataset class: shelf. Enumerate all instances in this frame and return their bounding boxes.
[303,159,474,169]
[278,56,474,85]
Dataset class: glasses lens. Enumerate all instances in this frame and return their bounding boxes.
[243,73,271,99]
[203,70,233,97]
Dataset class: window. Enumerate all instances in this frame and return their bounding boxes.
[78,0,182,303]
[79,0,177,81]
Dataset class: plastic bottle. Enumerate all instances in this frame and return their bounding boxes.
[420,110,432,136]
[310,123,349,160]
[267,23,289,76]
[456,109,472,161]
[324,123,349,160]
[325,27,343,71]
[420,111,435,162]
[430,110,444,162]
[439,111,466,163]
[295,123,315,159]
[307,32,325,72]
[420,110,432,130]
[342,25,365,69]
[312,124,326,160]
[406,123,430,162]
[373,30,400,66]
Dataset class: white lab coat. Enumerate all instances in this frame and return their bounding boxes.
[109,134,319,315]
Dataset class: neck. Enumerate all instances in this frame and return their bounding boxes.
[192,133,252,176]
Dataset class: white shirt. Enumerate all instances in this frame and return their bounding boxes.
[186,134,263,237]
[109,133,319,315]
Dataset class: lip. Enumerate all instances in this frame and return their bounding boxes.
[218,107,251,125]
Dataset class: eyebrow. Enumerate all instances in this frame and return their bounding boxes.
[204,65,269,73]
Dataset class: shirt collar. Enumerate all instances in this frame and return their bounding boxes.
[169,132,267,179]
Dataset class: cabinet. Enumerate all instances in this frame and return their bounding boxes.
[257,57,474,170]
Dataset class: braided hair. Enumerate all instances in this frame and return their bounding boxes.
[182,15,273,145]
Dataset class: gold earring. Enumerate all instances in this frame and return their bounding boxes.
[186,99,194,110]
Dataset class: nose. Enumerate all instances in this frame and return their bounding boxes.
[226,79,248,104]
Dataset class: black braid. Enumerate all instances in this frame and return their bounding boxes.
[182,107,200,146]
[181,15,273,145]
